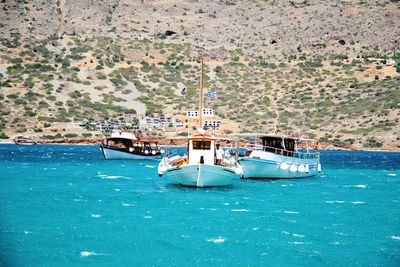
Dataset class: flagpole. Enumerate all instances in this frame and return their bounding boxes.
[199,58,204,130]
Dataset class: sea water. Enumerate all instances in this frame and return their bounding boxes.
[0,144,399,266]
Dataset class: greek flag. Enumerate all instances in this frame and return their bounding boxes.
[207,89,217,99]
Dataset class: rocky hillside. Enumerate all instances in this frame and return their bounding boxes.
[0,0,399,150]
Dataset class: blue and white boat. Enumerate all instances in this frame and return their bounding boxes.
[158,132,242,187]
[239,135,321,179]
[157,58,242,187]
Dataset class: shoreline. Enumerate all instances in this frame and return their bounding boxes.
[1,139,399,152]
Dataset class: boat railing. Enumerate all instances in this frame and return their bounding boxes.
[245,144,319,159]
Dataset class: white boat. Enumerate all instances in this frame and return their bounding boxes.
[239,135,321,179]
[157,58,242,187]
[158,133,242,187]
[100,131,162,160]
[14,135,37,145]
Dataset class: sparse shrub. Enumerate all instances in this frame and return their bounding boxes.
[363,137,383,148]
[0,132,9,139]
[69,90,82,98]
[64,133,78,138]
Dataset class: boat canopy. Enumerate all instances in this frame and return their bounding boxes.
[260,136,296,152]
[110,131,137,140]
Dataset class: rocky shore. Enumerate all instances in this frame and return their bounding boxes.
[3,137,399,152]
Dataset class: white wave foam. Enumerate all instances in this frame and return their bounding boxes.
[122,203,135,207]
[91,214,101,218]
[281,231,290,235]
[143,215,153,219]
[223,202,230,206]
[283,210,299,214]
[98,174,131,180]
[334,232,347,236]
[390,235,400,240]
[326,200,345,204]
[231,209,250,212]
[80,251,101,257]
[145,165,156,168]
[113,189,120,192]
[207,237,226,243]
[351,201,365,204]
[345,184,367,188]
[252,227,260,231]
[330,241,340,245]
[292,233,305,238]
[387,173,397,177]
[354,184,367,188]
[289,242,304,245]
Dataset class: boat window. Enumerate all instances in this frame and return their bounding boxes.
[192,141,211,150]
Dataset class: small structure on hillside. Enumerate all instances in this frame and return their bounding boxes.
[386,58,396,66]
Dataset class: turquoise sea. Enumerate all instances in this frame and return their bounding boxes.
[0,144,399,266]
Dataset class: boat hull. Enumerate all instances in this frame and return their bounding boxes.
[240,153,319,179]
[165,164,237,187]
[100,146,160,160]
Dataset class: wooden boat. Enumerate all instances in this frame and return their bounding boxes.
[157,59,242,187]
[13,136,37,145]
[100,131,162,160]
[158,132,242,187]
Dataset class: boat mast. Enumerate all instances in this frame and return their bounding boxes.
[198,58,204,130]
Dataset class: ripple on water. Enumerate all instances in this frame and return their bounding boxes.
[207,237,226,243]
[390,235,400,240]
[80,251,102,257]
[230,209,251,212]
[122,202,135,207]
[344,184,367,189]
[351,201,365,204]
[98,174,131,180]
[325,200,345,204]
[283,210,300,214]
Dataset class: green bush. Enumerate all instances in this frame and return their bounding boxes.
[0,132,9,139]
[7,94,19,99]
[178,132,188,136]
[64,133,78,138]
[41,133,62,139]
[363,137,383,148]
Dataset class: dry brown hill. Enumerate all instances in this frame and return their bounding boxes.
[0,0,399,150]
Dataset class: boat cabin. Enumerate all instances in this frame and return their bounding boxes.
[187,134,216,165]
[260,136,296,157]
